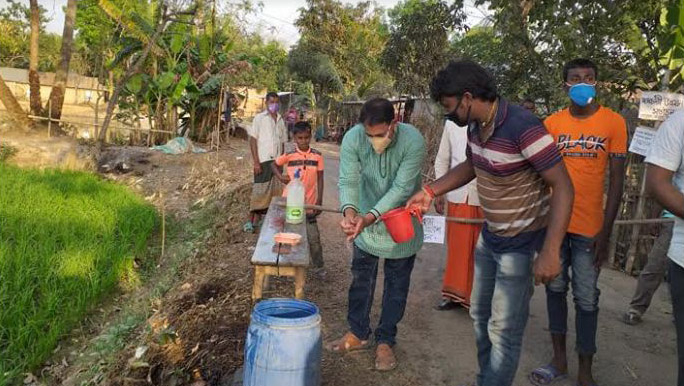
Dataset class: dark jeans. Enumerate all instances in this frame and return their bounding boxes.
[629,223,673,315]
[671,260,684,386]
[546,233,600,355]
[347,245,415,346]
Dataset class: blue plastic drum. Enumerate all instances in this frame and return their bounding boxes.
[243,298,322,386]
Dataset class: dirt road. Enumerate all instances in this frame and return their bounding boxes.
[307,152,677,386]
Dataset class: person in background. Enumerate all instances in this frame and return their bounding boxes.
[286,106,298,139]
[244,92,287,233]
[522,98,536,113]
[408,59,574,386]
[272,121,325,278]
[622,210,674,325]
[531,58,627,386]
[328,98,425,372]
[433,119,483,310]
[642,109,684,386]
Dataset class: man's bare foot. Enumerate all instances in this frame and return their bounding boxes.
[324,332,369,353]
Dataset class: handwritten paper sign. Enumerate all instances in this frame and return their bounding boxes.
[639,91,684,121]
[629,126,657,157]
[423,215,446,244]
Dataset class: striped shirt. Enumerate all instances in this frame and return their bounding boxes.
[467,98,561,248]
[275,147,324,207]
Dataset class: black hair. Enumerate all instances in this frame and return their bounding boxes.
[430,59,497,102]
[265,91,279,101]
[562,58,598,82]
[359,98,395,125]
[292,121,311,135]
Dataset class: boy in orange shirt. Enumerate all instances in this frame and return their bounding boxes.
[272,121,325,276]
[530,58,626,386]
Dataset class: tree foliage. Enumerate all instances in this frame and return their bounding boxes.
[474,0,680,113]
[96,0,288,141]
[0,0,60,71]
[291,0,387,99]
[382,0,466,96]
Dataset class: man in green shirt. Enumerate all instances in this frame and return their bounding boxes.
[327,98,426,372]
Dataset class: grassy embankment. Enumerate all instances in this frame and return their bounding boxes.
[0,164,157,384]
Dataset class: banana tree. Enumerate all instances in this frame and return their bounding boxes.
[96,0,198,143]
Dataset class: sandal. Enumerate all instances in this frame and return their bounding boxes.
[325,332,369,353]
[529,364,567,385]
[375,343,397,371]
[622,310,642,325]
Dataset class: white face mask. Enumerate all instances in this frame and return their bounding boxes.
[370,133,391,154]
[368,124,395,154]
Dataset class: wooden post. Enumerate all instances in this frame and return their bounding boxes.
[624,171,649,273]
[214,84,224,151]
[94,91,100,139]
[47,99,52,137]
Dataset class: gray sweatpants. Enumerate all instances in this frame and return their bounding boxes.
[629,222,674,315]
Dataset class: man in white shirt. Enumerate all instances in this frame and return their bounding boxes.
[433,119,483,310]
[644,109,684,386]
[245,92,287,233]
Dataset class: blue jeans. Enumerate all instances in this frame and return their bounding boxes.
[546,233,600,355]
[470,236,535,386]
[347,245,415,346]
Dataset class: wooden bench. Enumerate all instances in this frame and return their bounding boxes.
[250,197,310,301]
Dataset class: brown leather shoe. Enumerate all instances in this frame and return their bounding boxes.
[375,343,397,371]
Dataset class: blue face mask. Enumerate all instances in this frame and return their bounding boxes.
[567,83,596,107]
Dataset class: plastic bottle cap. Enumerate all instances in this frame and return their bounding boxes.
[295,169,301,179]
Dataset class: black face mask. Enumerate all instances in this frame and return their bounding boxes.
[445,97,471,127]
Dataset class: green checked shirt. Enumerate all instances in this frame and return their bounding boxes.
[338,122,426,259]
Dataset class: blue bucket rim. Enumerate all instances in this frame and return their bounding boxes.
[252,298,321,327]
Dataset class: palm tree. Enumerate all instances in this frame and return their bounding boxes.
[0,75,31,130]
[46,0,77,120]
[29,0,41,116]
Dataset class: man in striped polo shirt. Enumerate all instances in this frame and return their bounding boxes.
[409,60,575,386]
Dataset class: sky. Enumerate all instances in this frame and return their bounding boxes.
[9,0,491,49]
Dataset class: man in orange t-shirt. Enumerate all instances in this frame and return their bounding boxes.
[272,121,325,275]
[530,59,627,386]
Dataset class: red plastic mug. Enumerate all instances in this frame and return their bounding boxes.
[380,206,423,243]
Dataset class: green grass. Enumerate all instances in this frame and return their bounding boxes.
[0,164,157,384]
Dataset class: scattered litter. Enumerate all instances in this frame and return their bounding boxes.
[623,361,638,380]
[23,373,37,384]
[134,346,148,359]
[152,137,207,154]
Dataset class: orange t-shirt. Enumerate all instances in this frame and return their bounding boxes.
[275,147,324,208]
[545,106,627,237]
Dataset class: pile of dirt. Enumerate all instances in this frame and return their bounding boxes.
[0,131,95,170]
[101,144,250,218]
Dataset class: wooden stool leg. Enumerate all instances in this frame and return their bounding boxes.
[263,275,270,292]
[253,266,265,301]
[294,267,306,299]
